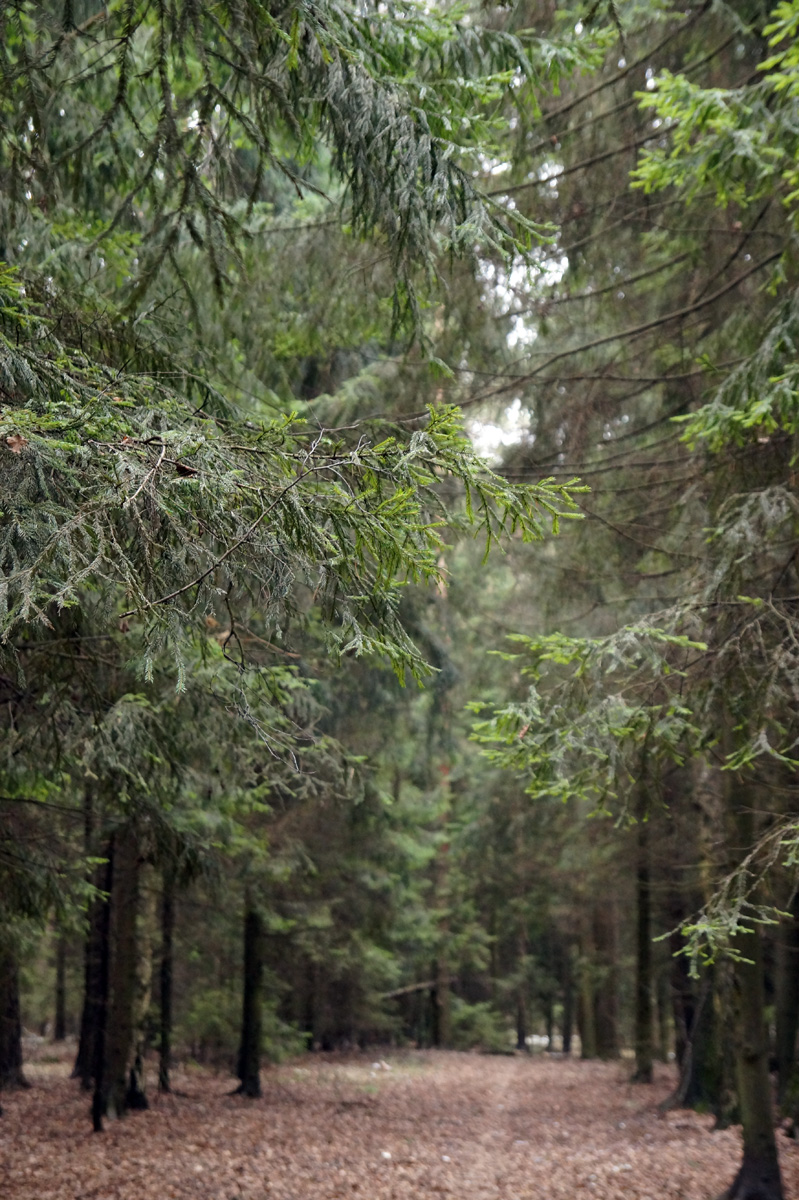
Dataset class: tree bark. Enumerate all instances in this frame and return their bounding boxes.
[632,803,653,1083]
[158,872,175,1094]
[430,957,451,1049]
[655,958,670,1063]
[516,993,528,1052]
[100,824,144,1121]
[126,862,156,1111]
[236,897,264,1097]
[0,944,27,1091]
[89,844,113,1131]
[577,939,597,1059]
[74,786,108,1089]
[717,796,783,1200]
[775,895,799,1113]
[562,946,574,1056]
[716,918,783,1199]
[54,932,67,1041]
[593,898,619,1059]
[516,923,528,1052]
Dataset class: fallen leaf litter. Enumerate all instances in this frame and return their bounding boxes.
[2,1049,798,1199]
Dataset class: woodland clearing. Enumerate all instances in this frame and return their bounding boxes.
[2,1048,799,1200]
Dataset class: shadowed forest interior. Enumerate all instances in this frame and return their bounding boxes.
[3,2,799,1198]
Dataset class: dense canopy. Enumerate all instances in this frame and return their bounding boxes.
[4,3,799,1200]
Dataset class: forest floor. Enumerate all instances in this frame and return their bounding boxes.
[2,1045,799,1200]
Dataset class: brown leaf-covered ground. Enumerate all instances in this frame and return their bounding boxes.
[2,1047,799,1199]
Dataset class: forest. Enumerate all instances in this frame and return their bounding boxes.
[2,0,799,1198]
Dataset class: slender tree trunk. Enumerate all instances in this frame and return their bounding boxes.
[578,935,597,1059]
[431,771,451,1050]
[632,801,653,1083]
[655,959,670,1063]
[516,993,528,1052]
[90,843,114,1131]
[516,923,528,1051]
[74,786,106,1088]
[126,863,155,1111]
[775,895,799,1113]
[431,957,451,1048]
[0,945,27,1090]
[236,896,264,1097]
[593,898,619,1059]
[562,946,574,1056]
[101,824,143,1121]
[717,796,783,1200]
[54,933,67,1041]
[158,873,175,1094]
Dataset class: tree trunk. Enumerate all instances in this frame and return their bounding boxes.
[126,863,156,1110]
[54,932,67,1041]
[0,944,27,1091]
[632,803,653,1083]
[431,957,451,1049]
[578,944,597,1059]
[717,797,783,1200]
[516,923,528,1052]
[236,897,264,1097]
[716,920,783,1199]
[101,824,144,1121]
[75,868,110,1087]
[516,993,527,1052]
[74,787,108,1089]
[545,998,554,1051]
[562,946,574,1056]
[593,898,619,1059]
[775,896,799,1113]
[431,780,451,1050]
[89,845,114,1131]
[655,958,670,1063]
[158,872,175,1094]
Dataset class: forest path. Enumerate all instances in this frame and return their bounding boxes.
[2,1050,799,1200]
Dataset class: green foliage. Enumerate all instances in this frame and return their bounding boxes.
[0,263,584,684]
[471,626,705,813]
[632,73,785,210]
[0,0,600,330]
[448,997,511,1053]
[180,984,306,1064]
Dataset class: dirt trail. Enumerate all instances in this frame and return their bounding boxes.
[2,1051,798,1199]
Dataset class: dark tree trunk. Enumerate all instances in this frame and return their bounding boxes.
[717,797,783,1200]
[578,937,597,1059]
[54,932,67,1042]
[655,958,671,1063]
[430,802,451,1050]
[632,803,653,1083]
[99,825,145,1122]
[665,878,731,1118]
[720,922,783,1199]
[158,873,175,1094]
[430,959,451,1049]
[516,993,527,1052]
[775,896,799,1113]
[75,872,109,1088]
[236,899,264,1097]
[562,947,574,1056]
[593,898,619,1060]
[516,923,528,1052]
[90,844,114,1131]
[0,946,27,1091]
[74,787,107,1089]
